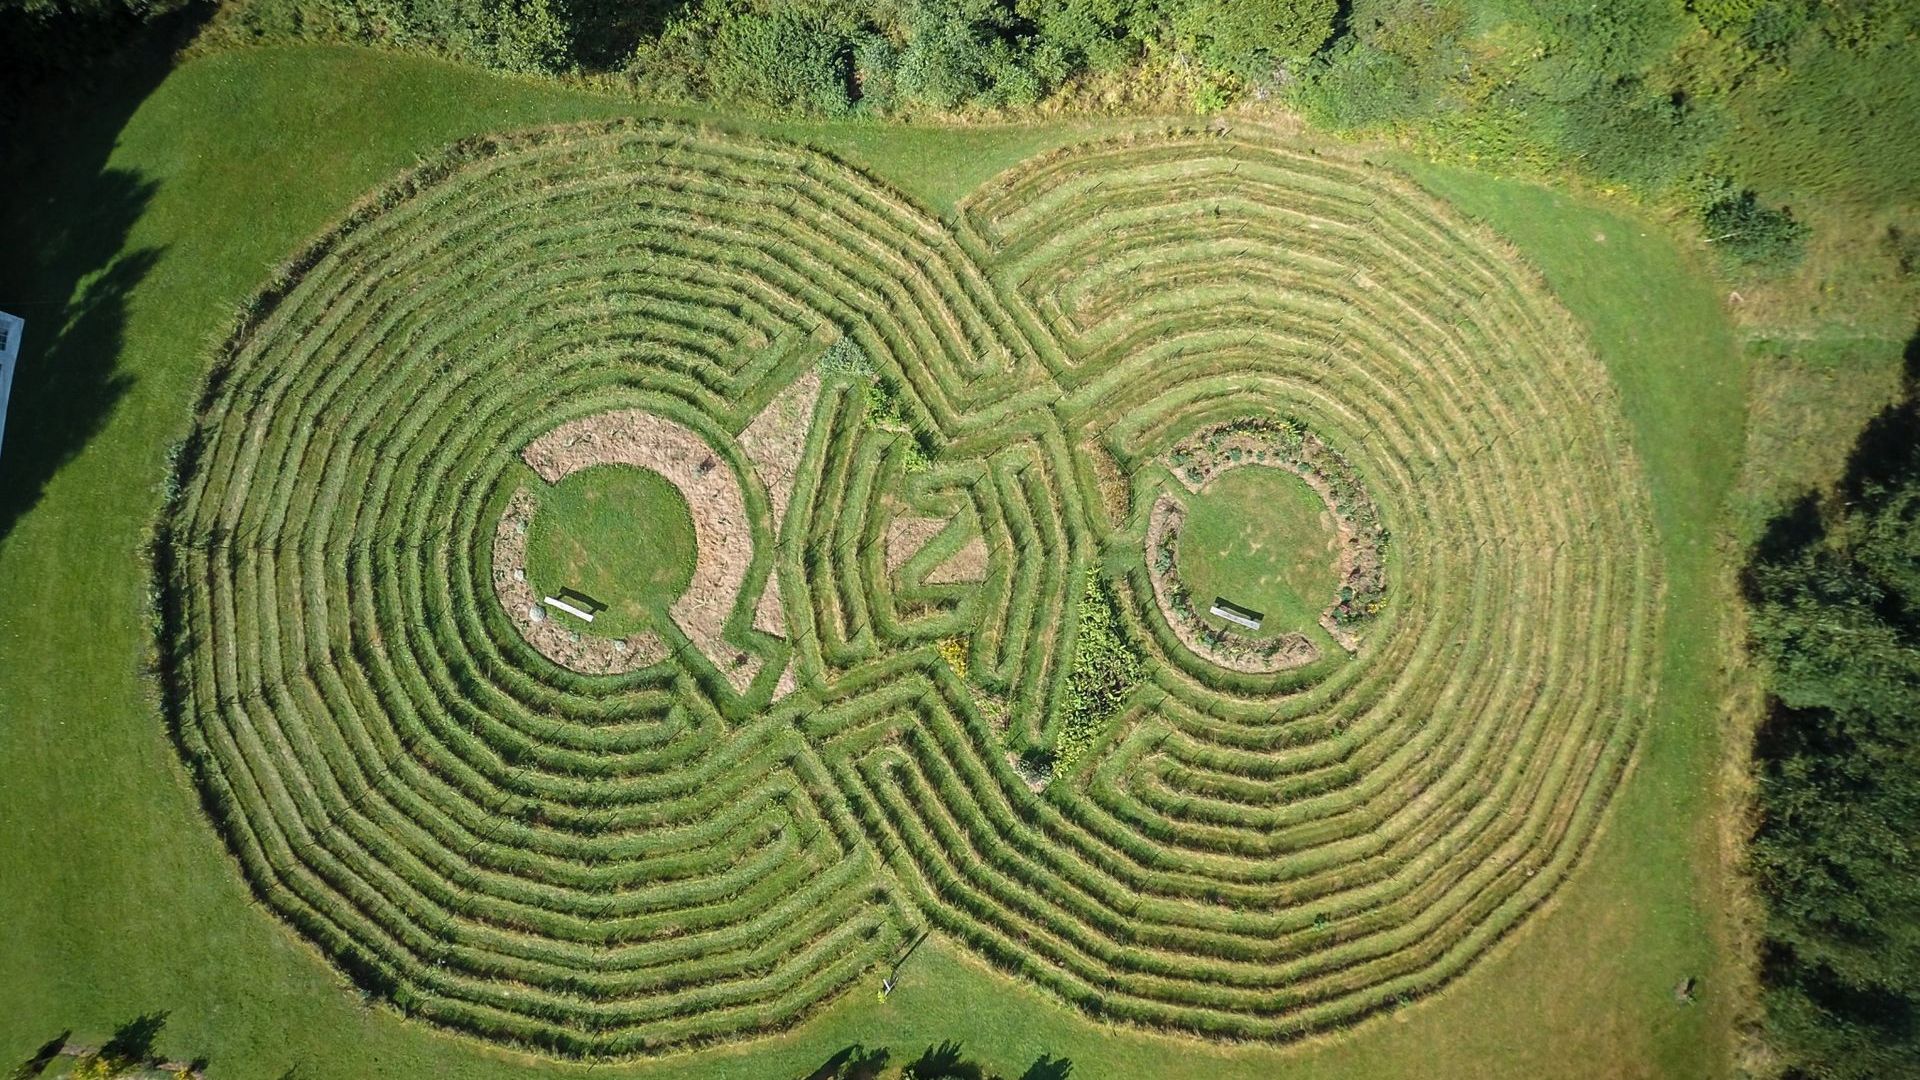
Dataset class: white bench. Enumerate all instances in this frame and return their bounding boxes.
[1209,598,1264,631]
[543,596,596,623]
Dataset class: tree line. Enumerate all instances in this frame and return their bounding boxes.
[1743,333,1920,1079]
[15,0,1914,270]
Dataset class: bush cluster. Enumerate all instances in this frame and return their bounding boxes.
[1054,572,1142,770]
[1695,176,1808,270]
[1290,0,1918,238]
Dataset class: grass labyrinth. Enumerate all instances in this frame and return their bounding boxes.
[158,120,1660,1059]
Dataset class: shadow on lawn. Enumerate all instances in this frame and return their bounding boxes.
[800,1039,1072,1080]
[0,5,208,548]
[9,1010,208,1078]
[1748,327,1920,571]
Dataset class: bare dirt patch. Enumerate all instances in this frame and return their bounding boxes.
[926,536,989,584]
[739,368,823,535]
[753,569,787,637]
[886,514,947,574]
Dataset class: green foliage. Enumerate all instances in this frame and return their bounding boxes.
[1054,572,1142,769]
[895,0,1043,110]
[1293,0,1914,215]
[863,377,933,471]
[1696,177,1808,269]
[215,0,574,73]
[819,337,876,378]
[1513,0,1687,102]
[707,6,855,116]
[1744,361,1920,1079]
[1290,39,1423,128]
[852,33,903,112]
[1551,78,1712,190]
[1717,3,1920,205]
[1171,0,1337,82]
[632,0,858,114]
[180,0,1920,214]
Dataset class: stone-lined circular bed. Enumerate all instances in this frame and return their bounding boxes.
[1144,419,1388,671]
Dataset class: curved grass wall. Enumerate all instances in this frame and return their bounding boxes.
[159,120,1660,1056]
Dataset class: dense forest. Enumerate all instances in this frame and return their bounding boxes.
[1745,337,1920,1080]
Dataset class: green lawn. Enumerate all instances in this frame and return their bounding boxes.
[524,465,696,636]
[1178,466,1338,640]
[0,44,1744,1079]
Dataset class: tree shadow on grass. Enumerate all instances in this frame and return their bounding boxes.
[7,1032,69,1079]
[1746,327,1920,582]
[798,1042,1071,1080]
[1017,1054,1073,1080]
[0,5,208,548]
[799,1042,891,1080]
[100,1011,168,1069]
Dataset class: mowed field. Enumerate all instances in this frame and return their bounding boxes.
[0,45,1744,1080]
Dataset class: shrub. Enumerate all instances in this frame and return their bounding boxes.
[1292,40,1423,129]
[707,6,854,115]
[1697,177,1809,269]
[936,636,969,679]
[1173,0,1338,83]
[819,337,875,377]
[852,32,902,111]
[895,0,1039,110]
[1055,572,1142,769]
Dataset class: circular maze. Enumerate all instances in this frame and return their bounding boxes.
[160,121,1660,1056]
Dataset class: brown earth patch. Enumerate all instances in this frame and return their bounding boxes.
[925,535,990,584]
[885,514,947,574]
[739,368,823,536]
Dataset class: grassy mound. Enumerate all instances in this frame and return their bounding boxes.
[523,465,697,637]
[156,118,1660,1058]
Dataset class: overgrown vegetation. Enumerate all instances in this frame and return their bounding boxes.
[197,0,1342,113]
[1053,573,1142,770]
[178,0,1920,234]
[1697,175,1810,269]
[1293,0,1918,212]
[1743,340,1920,1080]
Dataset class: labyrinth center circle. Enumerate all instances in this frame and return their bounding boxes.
[522,465,696,636]
[1177,466,1340,640]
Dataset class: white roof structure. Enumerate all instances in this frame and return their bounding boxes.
[0,311,21,467]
